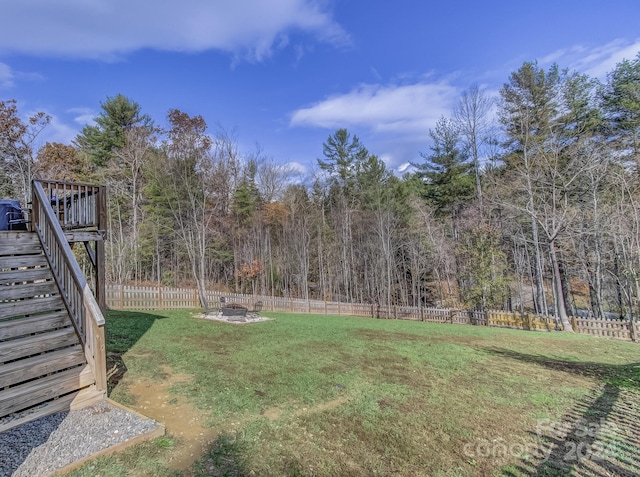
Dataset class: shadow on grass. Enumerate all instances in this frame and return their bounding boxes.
[191,432,308,477]
[190,433,250,477]
[105,310,166,395]
[487,349,640,476]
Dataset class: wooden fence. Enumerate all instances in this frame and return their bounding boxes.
[105,284,639,342]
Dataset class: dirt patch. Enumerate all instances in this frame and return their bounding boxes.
[122,368,218,471]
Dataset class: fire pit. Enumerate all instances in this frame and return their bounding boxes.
[220,303,248,317]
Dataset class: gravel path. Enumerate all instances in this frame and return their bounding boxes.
[0,401,161,477]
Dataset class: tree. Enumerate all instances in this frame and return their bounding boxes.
[456,222,508,309]
[498,62,559,320]
[36,142,89,182]
[145,110,212,305]
[318,128,370,192]
[498,62,601,331]
[75,94,152,168]
[413,117,474,220]
[317,129,371,302]
[0,100,50,205]
[454,85,494,215]
[600,52,640,173]
[255,156,295,203]
[105,126,157,283]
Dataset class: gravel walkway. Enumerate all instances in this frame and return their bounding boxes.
[0,401,162,477]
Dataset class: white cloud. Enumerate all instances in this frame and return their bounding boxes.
[397,162,413,173]
[540,39,640,79]
[290,80,458,134]
[20,108,79,148]
[289,79,460,171]
[0,0,349,61]
[37,113,79,147]
[285,160,308,175]
[0,62,14,88]
[67,107,97,126]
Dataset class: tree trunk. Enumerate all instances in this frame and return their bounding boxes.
[531,218,547,315]
[549,241,573,331]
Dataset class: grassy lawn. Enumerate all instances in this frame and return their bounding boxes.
[65,310,639,477]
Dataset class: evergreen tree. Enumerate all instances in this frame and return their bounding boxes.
[318,128,369,189]
[600,52,640,171]
[75,94,152,167]
[413,117,474,218]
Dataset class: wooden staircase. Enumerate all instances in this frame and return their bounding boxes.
[0,180,107,433]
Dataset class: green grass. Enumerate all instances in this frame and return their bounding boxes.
[66,310,639,476]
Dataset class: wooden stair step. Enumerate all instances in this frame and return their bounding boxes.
[0,295,65,319]
[0,232,41,256]
[0,243,43,257]
[0,345,86,388]
[0,310,70,340]
[0,267,52,285]
[0,365,94,418]
[0,280,58,301]
[0,387,104,434]
[0,254,48,270]
[0,327,77,362]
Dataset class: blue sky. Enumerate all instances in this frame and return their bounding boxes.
[1,0,639,177]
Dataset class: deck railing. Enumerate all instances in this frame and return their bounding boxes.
[36,179,104,230]
[32,180,107,393]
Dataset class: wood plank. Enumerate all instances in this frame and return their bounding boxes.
[0,231,40,245]
[0,243,43,256]
[0,254,47,269]
[0,345,85,388]
[0,295,65,319]
[0,365,93,417]
[69,387,105,411]
[0,267,51,284]
[64,231,103,243]
[0,280,58,301]
[0,311,70,340]
[0,327,78,362]
[0,392,79,434]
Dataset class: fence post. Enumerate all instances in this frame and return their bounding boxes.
[449,309,455,324]
[119,284,124,309]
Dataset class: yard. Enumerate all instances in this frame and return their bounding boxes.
[64,310,639,477]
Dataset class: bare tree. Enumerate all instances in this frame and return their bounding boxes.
[153,109,217,307]
[0,100,50,205]
[454,85,494,215]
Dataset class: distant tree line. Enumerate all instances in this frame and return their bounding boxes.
[2,54,639,326]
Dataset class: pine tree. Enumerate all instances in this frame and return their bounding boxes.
[412,117,474,218]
